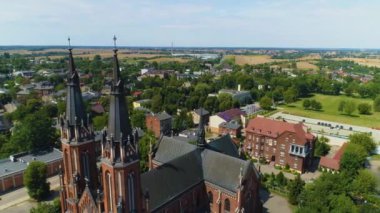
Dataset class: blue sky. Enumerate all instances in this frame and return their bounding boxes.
[0,0,379,48]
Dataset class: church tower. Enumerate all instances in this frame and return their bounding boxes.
[100,36,142,213]
[60,38,98,213]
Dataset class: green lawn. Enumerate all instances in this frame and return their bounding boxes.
[281,94,380,128]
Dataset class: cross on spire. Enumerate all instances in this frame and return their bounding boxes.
[68,36,71,49]
[113,35,117,50]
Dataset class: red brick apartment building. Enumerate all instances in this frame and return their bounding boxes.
[244,117,316,173]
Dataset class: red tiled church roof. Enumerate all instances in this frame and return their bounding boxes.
[245,117,314,145]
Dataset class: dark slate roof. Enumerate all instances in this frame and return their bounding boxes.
[0,148,62,178]
[207,134,239,158]
[141,151,203,211]
[106,49,132,142]
[144,135,257,211]
[201,149,251,192]
[153,137,196,164]
[65,48,87,127]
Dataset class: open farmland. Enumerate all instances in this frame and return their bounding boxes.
[225,55,286,65]
[296,61,319,70]
[333,57,380,68]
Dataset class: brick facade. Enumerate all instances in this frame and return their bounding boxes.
[244,117,315,173]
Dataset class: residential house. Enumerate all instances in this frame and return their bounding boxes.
[219,86,252,105]
[219,120,242,138]
[209,108,246,134]
[133,99,151,109]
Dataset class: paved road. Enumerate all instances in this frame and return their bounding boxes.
[0,175,60,212]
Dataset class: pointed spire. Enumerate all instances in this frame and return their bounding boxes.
[197,108,206,149]
[107,35,132,144]
[65,38,87,131]
[112,35,120,83]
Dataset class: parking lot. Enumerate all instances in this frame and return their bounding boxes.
[270,112,380,143]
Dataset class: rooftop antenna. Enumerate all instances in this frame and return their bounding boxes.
[68,36,71,49]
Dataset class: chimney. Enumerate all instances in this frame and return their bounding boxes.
[238,84,241,92]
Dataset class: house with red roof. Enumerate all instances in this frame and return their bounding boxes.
[244,117,316,173]
[319,143,348,172]
[209,108,246,134]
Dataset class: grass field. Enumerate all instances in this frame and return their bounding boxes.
[282,94,380,128]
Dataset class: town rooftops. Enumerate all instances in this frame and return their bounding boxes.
[217,108,245,122]
[246,117,314,144]
[0,148,62,178]
[320,143,348,171]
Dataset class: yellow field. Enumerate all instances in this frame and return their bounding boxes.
[225,55,286,65]
[333,57,380,68]
[296,61,319,70]
[225,54,319,70]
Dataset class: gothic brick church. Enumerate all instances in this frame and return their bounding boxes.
[59,38,262,213]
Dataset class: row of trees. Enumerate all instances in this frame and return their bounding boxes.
[338,100,373,115]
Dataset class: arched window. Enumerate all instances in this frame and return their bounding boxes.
[208,191,213,204]
[224,198,230,212]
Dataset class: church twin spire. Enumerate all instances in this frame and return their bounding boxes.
[101,36,139,164]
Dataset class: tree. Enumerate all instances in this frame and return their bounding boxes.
[260,96,272,110]
[276,172,287,186]
[30,198,61,213]
[173,110,193,132]
[24,161,50,201]
[338,100,346,112]
[151,94,162,113]
[203,96,219,114]
[138,131,155,172]
[131,110,147,130]
[352,170,377,197]
[10,111,57,153]
[93,114,108,131]
[315,136,331,156]
[303,99,311,109]
[287,174,305,205]
[374,95,380,112]
[343,100,356,116]
[340,143,367,175]
[284,88,297,104]
[312,100,322,111]
[218,93,233,111]
[357,103,371,115]
[349,133,376,154]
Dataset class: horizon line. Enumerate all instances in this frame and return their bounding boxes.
[0,45,379,51]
